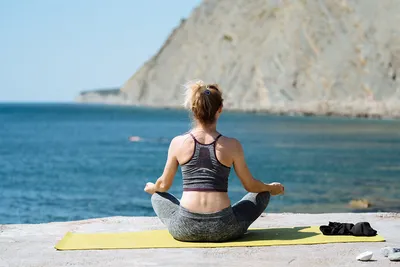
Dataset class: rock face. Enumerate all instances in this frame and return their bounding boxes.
[77,0,400,118]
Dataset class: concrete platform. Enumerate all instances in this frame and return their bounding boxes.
[1,213,399,267]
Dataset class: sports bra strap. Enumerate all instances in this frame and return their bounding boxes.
[189,132,222,144]
[189,132,198,142]
[214,134,222,141]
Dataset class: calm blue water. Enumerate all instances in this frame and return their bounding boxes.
[1,103,400,224]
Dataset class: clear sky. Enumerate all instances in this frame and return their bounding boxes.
[0,0,201,102]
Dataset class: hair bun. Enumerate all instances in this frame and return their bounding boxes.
[182,79,224,125]
[183,80,205,109]
[190,80,204,92]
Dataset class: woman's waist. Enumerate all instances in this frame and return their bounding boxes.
[180,191,231,214]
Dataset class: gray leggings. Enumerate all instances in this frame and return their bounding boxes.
[151,191,270,242]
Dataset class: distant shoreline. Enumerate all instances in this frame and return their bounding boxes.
[2,101,399,120]
[73,99,400,121]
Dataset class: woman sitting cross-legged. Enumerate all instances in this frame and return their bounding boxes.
[144,80,285,242]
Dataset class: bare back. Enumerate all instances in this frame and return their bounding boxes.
[175,132,235,213]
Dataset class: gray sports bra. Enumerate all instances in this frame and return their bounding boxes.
[181,133,231,192]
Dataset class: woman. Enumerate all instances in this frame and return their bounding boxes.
[144,80,285,242]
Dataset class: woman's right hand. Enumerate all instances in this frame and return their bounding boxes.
[267,182,285,195]
[144,182,156,195]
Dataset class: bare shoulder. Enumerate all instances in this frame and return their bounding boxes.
[219,135,243,153]
[169,133,193,148]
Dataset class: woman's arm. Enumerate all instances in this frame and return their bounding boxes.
[232,138,284,195]
[144,137,179,194]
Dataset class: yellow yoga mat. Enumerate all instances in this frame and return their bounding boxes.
[55,226,385,250]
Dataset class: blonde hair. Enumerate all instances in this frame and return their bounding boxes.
[183,80,223,125]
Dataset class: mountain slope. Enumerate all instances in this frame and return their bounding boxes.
[77,0,400,118]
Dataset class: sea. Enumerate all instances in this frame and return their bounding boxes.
[1,103,399,224]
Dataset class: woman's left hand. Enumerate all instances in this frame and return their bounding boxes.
[144,182,156,195]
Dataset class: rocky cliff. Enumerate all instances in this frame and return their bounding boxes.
[77,0,400,118]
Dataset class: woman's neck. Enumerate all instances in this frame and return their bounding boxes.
[192,122,217,134]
